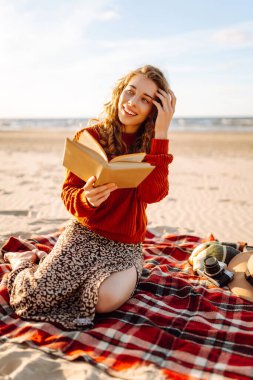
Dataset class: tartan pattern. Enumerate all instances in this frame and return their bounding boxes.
[1,229,253,380]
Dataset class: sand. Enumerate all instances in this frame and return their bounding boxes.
[1,129,253,244]
[0,128,253,379]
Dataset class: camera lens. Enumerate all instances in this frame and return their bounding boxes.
[204,257,223,278]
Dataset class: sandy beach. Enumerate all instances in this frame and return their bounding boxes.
[0,128,253,379]
[1,129,253,245]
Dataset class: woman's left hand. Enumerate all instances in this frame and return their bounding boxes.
[152,88,176,139]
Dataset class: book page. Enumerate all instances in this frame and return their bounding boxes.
[63,138,106,182]
[78,130,108,162]
[109,161,151,169]
[110,152,146,163]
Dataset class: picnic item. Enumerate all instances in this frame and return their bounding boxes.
[228,250,253,302]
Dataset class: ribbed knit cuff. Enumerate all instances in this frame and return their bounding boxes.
[150,139,169,154]
[80,191,97,210]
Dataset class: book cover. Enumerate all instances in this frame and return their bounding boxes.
[63,131,155,188]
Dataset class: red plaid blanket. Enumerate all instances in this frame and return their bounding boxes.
[1,229,253,380]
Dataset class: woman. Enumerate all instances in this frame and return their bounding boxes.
[5,65,176,329]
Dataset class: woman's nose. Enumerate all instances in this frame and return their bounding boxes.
[128,96,138,106]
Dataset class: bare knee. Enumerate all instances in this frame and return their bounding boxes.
[95,266,137,314]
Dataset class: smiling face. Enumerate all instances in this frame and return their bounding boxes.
[118,74,158,133]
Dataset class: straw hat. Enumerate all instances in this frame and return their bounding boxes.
[227,251,253,302]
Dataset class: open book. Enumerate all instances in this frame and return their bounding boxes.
[63,130,155,188]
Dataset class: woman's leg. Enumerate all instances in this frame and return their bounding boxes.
[6,221,98,325]
[6,220,143,328]
[95,266,137,314]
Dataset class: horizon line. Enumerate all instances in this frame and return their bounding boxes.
[1,115,253,120]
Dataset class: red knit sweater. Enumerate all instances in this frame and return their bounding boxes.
[61,126,173,243]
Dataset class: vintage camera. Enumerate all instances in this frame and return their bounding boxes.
[197,256,234,287]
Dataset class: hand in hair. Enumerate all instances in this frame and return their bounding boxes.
[83,176,118,208]
[152,88,176,139]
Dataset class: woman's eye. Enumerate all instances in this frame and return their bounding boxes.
[142,98,149,103]
[126,89,134,94]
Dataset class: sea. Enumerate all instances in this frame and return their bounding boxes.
[1,117,253,132]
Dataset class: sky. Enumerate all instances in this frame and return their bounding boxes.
[0,0,253,118]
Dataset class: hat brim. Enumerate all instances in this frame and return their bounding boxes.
[227,251,253,303]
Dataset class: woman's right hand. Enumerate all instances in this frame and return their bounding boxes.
[83,176,118,207]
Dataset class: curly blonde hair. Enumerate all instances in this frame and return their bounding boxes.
[89,65,170,155]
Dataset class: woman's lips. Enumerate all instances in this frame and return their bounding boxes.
[123,105,137,116]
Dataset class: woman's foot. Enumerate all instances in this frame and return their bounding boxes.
[4,250,38,270]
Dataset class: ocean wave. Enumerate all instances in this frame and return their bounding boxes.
[1,117,253,132]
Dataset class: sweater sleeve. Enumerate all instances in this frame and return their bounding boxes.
[136,139,173,204]
[61,170,96,218]
[61,127,98,218]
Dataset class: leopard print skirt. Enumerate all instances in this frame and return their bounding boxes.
[7,219,143,330]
